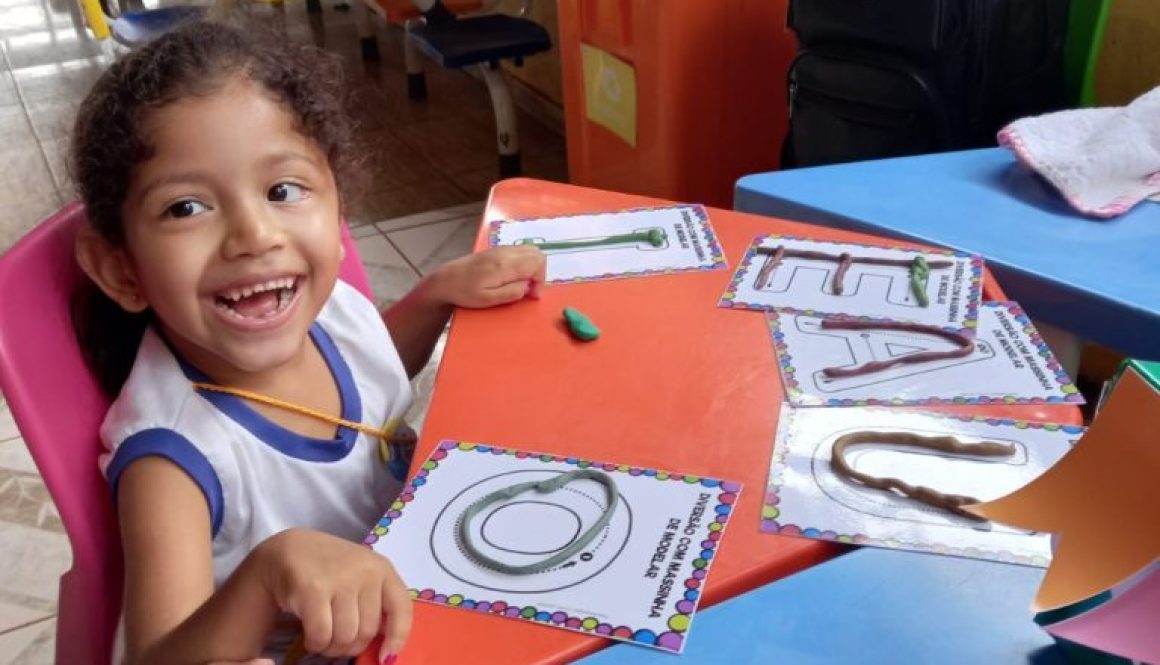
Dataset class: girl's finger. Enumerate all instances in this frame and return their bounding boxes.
[377,572,414,662]
[297,590,334,655]
[355,583,384,654]
[323,591,360,657]
[482,280,533,306]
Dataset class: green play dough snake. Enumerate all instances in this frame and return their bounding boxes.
[458,469,619,575]
[522,228,665,251]
[910,255,931,307]
[563,307,600,341]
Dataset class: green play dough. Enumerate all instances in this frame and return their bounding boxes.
[563,307,600,341]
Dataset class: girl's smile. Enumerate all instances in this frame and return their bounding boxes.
[210,274,304,331]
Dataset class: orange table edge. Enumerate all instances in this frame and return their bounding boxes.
[361,179,1083,665]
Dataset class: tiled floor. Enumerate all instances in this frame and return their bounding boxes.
[0,0,566,659]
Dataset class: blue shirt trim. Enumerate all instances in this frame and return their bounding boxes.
[175,323,362,463]
[106,428,225,536]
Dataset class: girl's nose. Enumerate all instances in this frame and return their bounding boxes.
[221,204,283,259]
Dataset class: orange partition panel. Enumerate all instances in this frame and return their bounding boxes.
[558,0,796,208]
[359,179,1083,664]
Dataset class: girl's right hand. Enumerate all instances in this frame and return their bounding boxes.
[253,528,412,662]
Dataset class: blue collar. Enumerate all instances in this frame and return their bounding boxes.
[175,323,362,463]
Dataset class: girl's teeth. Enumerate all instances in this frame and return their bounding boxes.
[220,277,297,303]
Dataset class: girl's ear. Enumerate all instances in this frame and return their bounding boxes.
[75,226,149,313]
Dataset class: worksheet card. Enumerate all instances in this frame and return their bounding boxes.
[720,235,983,333]
[761,407,1082,566]
[487,205,727,283]
[367,441,742,654]
[769,302,1085,407]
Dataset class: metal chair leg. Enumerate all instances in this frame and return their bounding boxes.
[479,62,521,179]
[354,0,379,61]
[404,19,427,100]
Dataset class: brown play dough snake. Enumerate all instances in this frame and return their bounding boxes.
[830,431,1015,521]
[818,319,975,378]
[754,245,953,292]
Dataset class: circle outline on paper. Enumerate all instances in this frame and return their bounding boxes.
[430,469,633,594]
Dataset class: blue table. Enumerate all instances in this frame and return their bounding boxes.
[578,548,1066,664]
[734,148,1160,361]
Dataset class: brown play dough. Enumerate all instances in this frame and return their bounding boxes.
[753,245,952,292]
[818,319,975,378]
[830,431,1015,520]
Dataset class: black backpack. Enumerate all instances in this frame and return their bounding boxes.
[783,0,1070,168]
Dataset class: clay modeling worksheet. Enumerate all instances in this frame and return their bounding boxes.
[768,302,1084,407]
[367,441,742,653]
[488,205,727,284]
[720,235,983,333]
[761,407,1081,566]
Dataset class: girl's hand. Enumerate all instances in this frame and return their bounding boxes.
[253,529,412,662]
[425,245,547,308]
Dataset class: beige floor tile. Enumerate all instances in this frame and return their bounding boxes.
[0,145,59,209]
[10,59,108,105]
[0,401,18,442]
[23,99,76,143]
[0,197,60,253]
[0,522,72,605]
[0,617,54,665]
[0,469,64,533]
[373,201,484,234]
[0,107,37,149]
[38,137,71,197]
[353,229,422,310]
[385,215,478,275]
[0,599,50,635]
[0,438,37,476]
[348,223,380,239]
[3,22,102,70]
[0,71,20,109]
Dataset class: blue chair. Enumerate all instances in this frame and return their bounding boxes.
[355,0,552,178]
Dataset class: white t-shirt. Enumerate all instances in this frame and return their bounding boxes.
[100,280,413,661]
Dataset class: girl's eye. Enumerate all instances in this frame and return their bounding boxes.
[165,200,208,219]
[268,183,306,203]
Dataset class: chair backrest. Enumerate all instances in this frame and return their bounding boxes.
[0,203,375,665]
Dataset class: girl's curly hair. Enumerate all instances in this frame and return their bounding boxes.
[70,19,362,397]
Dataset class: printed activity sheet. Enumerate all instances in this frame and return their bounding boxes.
[719,235,984,333]
[768,302,1085,407]
[761,406,1082,566]
[487,205,727,284]
[367,441,742,654]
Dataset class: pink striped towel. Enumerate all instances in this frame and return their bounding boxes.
[998,85,1160,218]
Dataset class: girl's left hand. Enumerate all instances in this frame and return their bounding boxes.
[425,245,547,308]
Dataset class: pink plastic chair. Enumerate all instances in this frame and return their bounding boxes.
[0,202,375,665]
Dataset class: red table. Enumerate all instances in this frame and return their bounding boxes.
[368,179,1082,664]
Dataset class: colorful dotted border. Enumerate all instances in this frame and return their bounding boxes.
[759,411,1085,566]
[767,302,1085,407]
[485,204,729,285]
[364,441,742,653]
[717,234,984,336]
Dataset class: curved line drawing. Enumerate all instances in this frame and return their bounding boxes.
[479,500,583,556]
[429,469,634,594]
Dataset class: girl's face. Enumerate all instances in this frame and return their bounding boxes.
[118,76,343,384]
